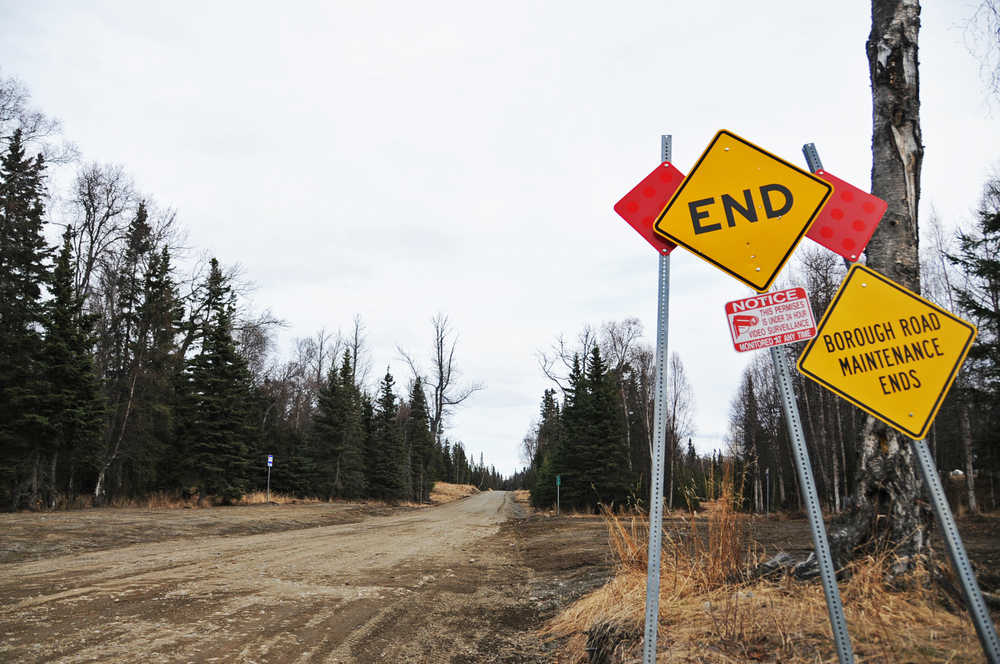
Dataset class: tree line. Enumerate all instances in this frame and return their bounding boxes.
[0,74,506,511]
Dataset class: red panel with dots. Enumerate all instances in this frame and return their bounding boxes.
[613,162,682,254]
[806,170,887,262]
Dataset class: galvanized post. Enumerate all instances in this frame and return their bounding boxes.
[266,466,271,504]
[771,344,854,664]
[802,142,824,173]
[911,439,1000,663]
[642,134,672,664]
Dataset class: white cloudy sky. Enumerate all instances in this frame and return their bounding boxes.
[2,1,997,475]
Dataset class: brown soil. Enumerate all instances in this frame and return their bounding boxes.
[2,497,995,663]
[0,493,612,663]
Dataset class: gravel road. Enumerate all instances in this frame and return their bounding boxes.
[1,491,556,663]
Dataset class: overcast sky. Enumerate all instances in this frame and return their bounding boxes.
[2,1,997,475]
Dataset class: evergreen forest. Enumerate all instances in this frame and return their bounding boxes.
[0,76,508,511]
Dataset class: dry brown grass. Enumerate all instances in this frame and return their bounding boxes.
[429,482,480,504]
[104,490,321,509]
[237,491,321,506]
[543,471,992,663]
[512,489,532,505]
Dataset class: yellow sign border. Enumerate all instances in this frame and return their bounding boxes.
[796,264,977,439]
[652,129,832,292]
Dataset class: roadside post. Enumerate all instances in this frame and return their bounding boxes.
[556,474,561,516]
[641,134,673,664]
[771,343,855,664]
[612,135,680,663]
[266,454,273,504]
[912,437,1000,663]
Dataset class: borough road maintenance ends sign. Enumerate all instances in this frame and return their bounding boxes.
[653,130,832,292]
[797,264,977,439]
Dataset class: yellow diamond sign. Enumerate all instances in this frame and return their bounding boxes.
[797,264,977,439]
[653,130,832,292]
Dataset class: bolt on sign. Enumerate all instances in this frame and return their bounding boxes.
[653,130,832,292]
[797,264,977,439]
[613,161,683,254]
[726,287,817,353]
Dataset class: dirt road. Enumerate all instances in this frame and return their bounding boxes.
[1,492,610,664]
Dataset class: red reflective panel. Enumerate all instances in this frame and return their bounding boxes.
[613,162,683,254]
[806,170,887,262]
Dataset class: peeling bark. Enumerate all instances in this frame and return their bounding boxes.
[822,0,930,575]
[769,1,931,580]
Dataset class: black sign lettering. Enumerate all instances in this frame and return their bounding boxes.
[689,197,719,234]
[761,183,793,218]
[721,189,758,228]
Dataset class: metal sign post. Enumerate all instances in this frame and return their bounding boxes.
[556,474,561,516]
[642,134,672,664]
[911,439,1000,663]
[771,344,854,663]
[266,454,273,503]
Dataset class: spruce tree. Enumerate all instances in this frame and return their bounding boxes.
[311,351,367,499]
[177,258,253,503]
[42,228,104,503]
[336,352,367,498]
[558,354,588,509]
[0,129,51,509]
[405,377,435,502]
[949,181,1000,392]
[440,439,453,483]
[311,364,345,498]
[141,246,185,490]
[531,388,562,508]
[367,370,406,501]
[584,345,632,509]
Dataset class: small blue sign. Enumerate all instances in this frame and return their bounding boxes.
[267,454,273,468]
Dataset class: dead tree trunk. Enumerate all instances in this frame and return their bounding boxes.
[826,0,931,575]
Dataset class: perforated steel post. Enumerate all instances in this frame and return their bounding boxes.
[911,439,1000,663]
[802,142,824,172]
[771,344,854,664]
[641,135,672,664]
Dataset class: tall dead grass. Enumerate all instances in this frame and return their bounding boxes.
[544,468,991,663]
[48,490,320,510]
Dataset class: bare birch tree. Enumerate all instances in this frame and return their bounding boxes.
[399,314,483,446]
[826,0,930,574]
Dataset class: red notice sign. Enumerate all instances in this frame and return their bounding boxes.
[726,287,817,352]
[613,162,682,254]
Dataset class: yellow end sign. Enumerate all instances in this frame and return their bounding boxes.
[797,264,977,439]
[653,130,832,292]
